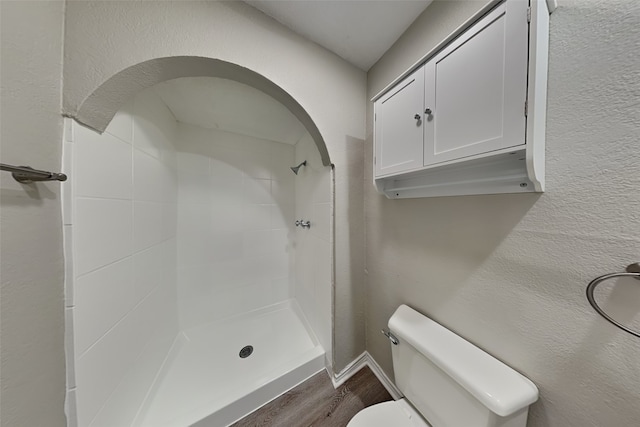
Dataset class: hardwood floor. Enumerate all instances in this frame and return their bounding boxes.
[231,366,392,427]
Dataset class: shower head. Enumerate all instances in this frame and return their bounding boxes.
[290,161,307,175]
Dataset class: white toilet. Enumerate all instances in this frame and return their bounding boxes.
[348,305,539,427]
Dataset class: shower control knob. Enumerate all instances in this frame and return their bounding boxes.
[425,108,432,115]
[295,219,311,229]
[414,114,421,121]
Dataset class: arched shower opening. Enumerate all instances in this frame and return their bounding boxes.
[63,58,333,427]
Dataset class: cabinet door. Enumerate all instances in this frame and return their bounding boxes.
[375,66,425,177]
[423,1,529,167]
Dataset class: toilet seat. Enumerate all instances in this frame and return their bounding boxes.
[347,399,431,427]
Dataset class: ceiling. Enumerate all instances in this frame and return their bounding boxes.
[154,77,308,145]
[244,0,433,71]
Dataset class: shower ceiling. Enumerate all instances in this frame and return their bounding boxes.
[154,77,307,145]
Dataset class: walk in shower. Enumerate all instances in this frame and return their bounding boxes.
[63,77,333,427]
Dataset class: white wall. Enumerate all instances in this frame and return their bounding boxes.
[175,123,296,329]
[365,1,640,426]
[63,0,367,372]
[0,2,67,426]
[65,89,179,427]
[293,133,333,365]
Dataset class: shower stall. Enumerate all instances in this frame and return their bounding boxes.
[63,78,333,427]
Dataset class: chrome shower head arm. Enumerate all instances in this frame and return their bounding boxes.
[290,160,307,175]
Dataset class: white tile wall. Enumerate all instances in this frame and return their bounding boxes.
[74,198,133,276]
[65,88,179,427]
[89,280,177,427]
[293,133,333,365]
[133,90,176,160]
[74,125,133,200]
[75,288,162,426]
[133,201,166,252]
[134,150,173,203]
[175,124,296,329]
[105,103,134,144]
[133,243,168,303]
[74,258,135,356]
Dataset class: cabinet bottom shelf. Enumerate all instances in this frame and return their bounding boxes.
[375,149,542,199]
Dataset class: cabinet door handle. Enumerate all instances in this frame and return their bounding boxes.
[414,114,421,121]
[425,108,432,115]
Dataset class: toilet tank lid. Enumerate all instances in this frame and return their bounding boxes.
[389,305,539,417]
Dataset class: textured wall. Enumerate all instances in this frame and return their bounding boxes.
[63,0,367,373]
[0,1,67,426]
[365,1,640,426]
[332,135,366,371]
[63,1,365,158]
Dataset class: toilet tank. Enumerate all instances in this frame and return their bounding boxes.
[388,305,538,427]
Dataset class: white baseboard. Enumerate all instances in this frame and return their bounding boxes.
[331,351,368,388]
[331,351,402,400]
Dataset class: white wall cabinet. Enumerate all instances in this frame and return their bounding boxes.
[373,0,550,198]
[424,1,528,166]
[375,67,425,177]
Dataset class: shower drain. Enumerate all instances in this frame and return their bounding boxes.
[239,345,253,359]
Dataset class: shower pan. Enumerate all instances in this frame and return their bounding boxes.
[139,302,323,426]
[63,78,333,427]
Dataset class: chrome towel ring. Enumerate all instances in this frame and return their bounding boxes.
[586,263,640,338]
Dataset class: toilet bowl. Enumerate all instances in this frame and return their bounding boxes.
[347,305,538,427]
[349,398,429,427]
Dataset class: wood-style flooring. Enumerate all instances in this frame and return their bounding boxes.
[231,366,392,427]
